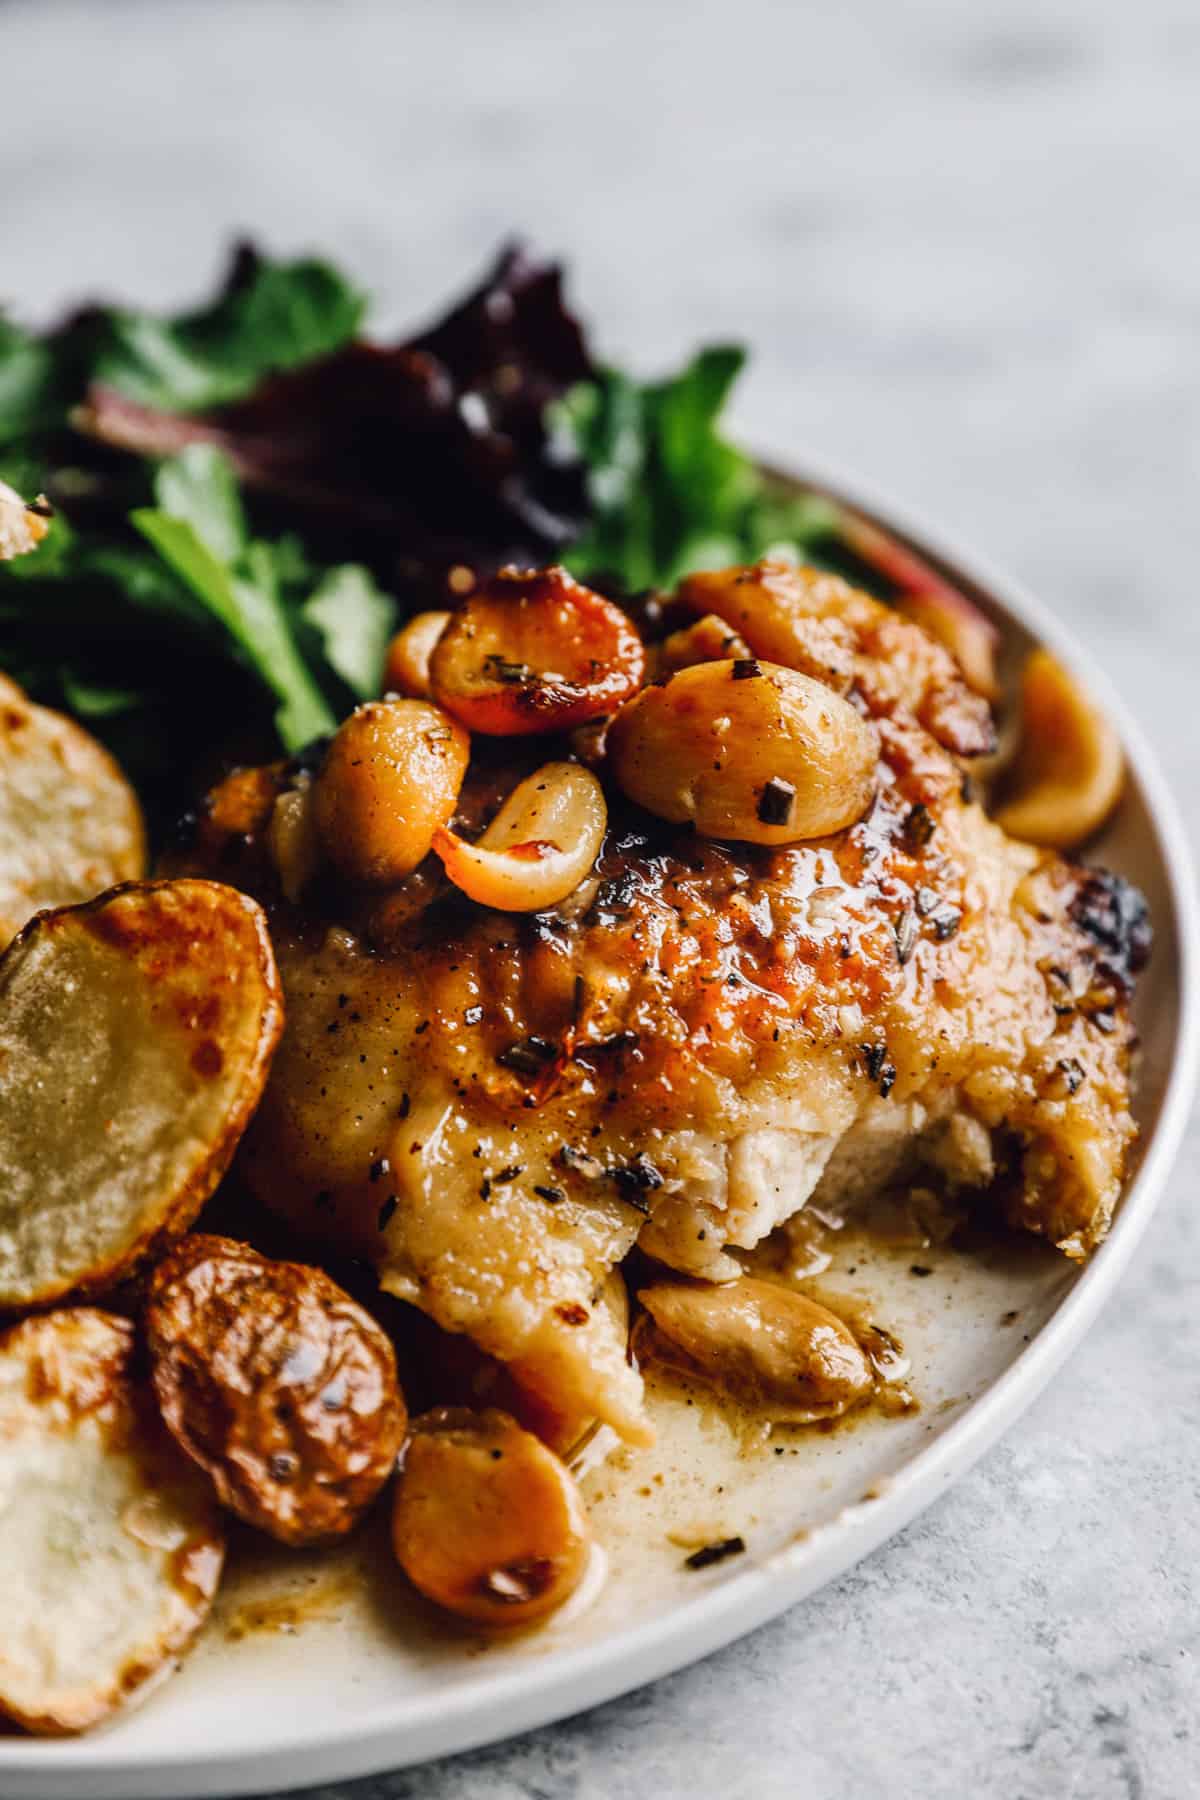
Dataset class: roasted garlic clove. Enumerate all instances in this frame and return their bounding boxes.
[636,1277,874,1423]
[267,780,322,903]
[994,649,1124,849]
[383,611,451,700]
[429,566,645,735]
[313,698,470,885]
[392,1407,593,1627]
[433,762,606,911]
[607,658,876,845]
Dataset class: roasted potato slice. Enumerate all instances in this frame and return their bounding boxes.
[0,1308,224,1736]
[0,672,146,945]
[145,1235,407,1545]
[0,880,284,1310]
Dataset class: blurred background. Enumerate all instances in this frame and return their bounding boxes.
[3,1,1198,1795]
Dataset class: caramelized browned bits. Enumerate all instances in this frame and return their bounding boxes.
[145,1235,407,1546]
[312,697,469,885]
[391,1407,592,1626]
[607,658,876,845]
[429,566,645,735]
[636,1277,874,1422]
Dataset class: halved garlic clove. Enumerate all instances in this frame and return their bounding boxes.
[383,611,451,700]
[432,762,606,911]
[994,649,1124,849]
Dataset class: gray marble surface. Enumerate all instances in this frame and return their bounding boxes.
[3,0,1199,1793]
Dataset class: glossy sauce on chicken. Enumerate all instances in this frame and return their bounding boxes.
[177,564,1148,1445]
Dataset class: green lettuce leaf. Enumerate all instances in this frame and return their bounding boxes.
[561,347,838,590]
[131,447,337,749]
[301,564,395,700]
[0,248,365,452]
[91,250,366,412]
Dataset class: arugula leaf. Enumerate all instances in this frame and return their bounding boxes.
[561,348,837,591]
[132,448,337,750]
[90,249,366,412]
[301,565,395,700]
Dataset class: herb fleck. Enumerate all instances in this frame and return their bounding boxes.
[684,1536,746,1571]
[757,776,796,827]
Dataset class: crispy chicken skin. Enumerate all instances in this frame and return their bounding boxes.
[177,564,1148,1444]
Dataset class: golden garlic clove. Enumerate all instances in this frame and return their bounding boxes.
[636,1277,874,1423]
[432,761,606,911]
[313,698,470,885]
[392,1407,593,1628]
[383,610,451,700]
[606,659,876,845]
[994,649,1124,849]
[430,566,645,736]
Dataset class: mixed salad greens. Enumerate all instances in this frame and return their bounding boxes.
[0,241,932,819]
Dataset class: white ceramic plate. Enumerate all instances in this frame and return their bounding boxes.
[3,455,1196,1800]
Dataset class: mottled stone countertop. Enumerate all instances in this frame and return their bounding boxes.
[4,0,1198,1793]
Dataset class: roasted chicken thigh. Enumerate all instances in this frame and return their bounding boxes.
[179,564,1148,1445]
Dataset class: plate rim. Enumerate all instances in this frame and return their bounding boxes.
[4,448,1197,1799]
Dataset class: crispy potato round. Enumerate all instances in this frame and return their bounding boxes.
[313,697,469,885]
[145,1235,407,1546]
[383,610,451,699]
[429,566,645,735]
[0,1308,224,1736]
[432,762,607,911]
[0,671,146,946]
[607,658,877,844]
[636,1278,874,1423]
[0,880,283,1311]
[392,1407,592,1627]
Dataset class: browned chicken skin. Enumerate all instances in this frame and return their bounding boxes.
[177,563,1148,1444]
